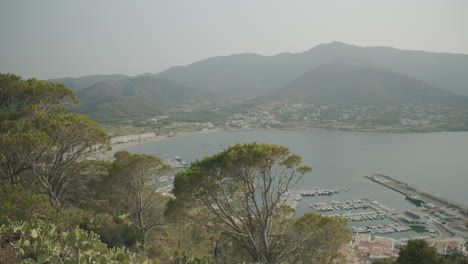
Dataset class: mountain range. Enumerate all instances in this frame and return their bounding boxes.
[48,42,468,121]
[49,74,130,91]
[156,41,468,98]
[69,75,211,122]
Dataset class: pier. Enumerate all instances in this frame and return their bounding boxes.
[365,173,468,239]
[365,174,467,215]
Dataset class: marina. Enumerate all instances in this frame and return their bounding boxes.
[305,195,439,237]
[352,223,412,234]
[300,188,339,196]
[310,198,394,214]
[329,211,387,222]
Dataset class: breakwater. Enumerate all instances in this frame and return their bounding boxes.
[365,174,467,216]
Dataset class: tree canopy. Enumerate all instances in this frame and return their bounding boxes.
[0,73,77,184]
[171,143,350,263]
[397,239,447,264]
[104,151,172,247]
[0,73,77,113]
[0,74,110,207]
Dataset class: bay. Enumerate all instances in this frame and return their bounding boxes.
[126,129,468,237]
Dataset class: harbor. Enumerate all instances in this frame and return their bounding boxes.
[365,173,468,239]
[310,198,394,214]
[351,223,412,234]
[329,211,387,222]
[365,173,468,215]
[280,189,428,237]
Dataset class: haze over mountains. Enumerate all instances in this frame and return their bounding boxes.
[49,42,468,121]
[268,64,466,106]
[157,41,468,98]
[49,74,130,91]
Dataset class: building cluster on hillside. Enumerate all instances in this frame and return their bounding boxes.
[346,234,399,263]
[223,103,468,131]
[111,133,156,144]
[189,121,215,128]
[344,233,466,264]
[225,110,280,129]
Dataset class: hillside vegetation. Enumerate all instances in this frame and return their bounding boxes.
[268,64,468,106]
[71,75,213,122]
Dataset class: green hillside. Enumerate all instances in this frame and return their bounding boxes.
[268,65,467,106]
[72,75,211,122]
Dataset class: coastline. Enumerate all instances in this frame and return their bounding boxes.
[102,128,225,159]
[100,126,468,160]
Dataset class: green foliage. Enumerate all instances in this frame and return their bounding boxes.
[444,252,468,264]
[0,109,41,184]
[0,74,111,207]
[397,239,447,264]
[173,142,311,202]
[373,258,396,264]
[78,213,143,249]
[0,181,64,223]
[24,111,111,207]
[104,151,172,247]
[170,251,214,264]
[172,143,351,264]
[0,218,150,264]
[0,73,77,113]
[149,208,220,263]
[62,160,112,209]
[292,212,352,263]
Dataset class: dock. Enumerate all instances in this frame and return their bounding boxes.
[365,174,467,215]
[365,173,468,239]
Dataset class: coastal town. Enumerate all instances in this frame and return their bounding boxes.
[223,102,468,132]
[344,233,465,263]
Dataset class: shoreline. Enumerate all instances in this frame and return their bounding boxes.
[101,126,468,159]
[102,128,225,159]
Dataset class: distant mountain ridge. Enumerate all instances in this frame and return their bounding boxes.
[48,74,129,91]
[49,42,468,122]
[156,41,468,97]
[267,64,467,106]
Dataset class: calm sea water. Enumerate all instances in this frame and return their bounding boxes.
[126,129,468,238]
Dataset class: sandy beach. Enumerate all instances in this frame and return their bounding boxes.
[101,128,224,159]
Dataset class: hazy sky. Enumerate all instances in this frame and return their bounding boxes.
[1,0,467,79]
